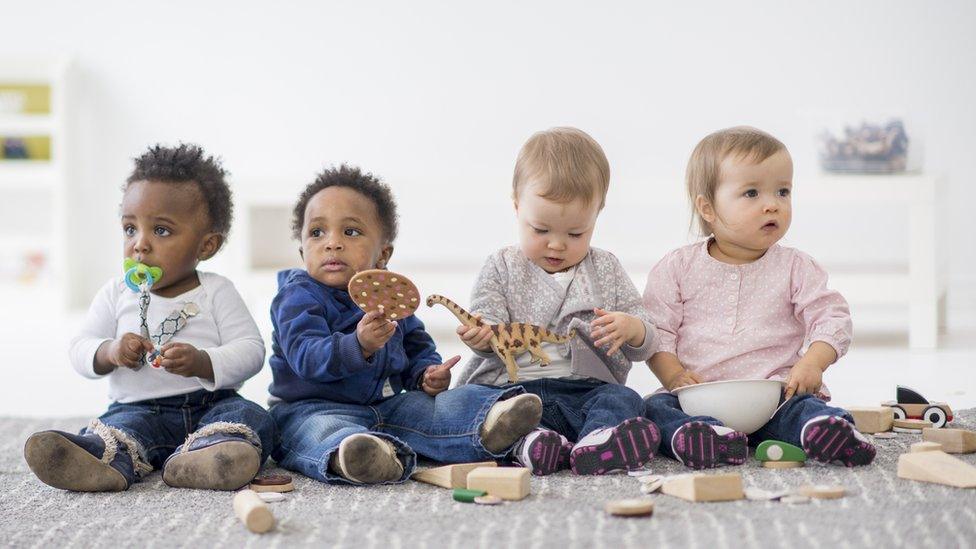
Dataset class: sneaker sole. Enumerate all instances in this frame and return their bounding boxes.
[336,435,404,484]
[163,440,261,490]
[24,431,128,492]
[481,394,544,454]
[524,431,570,476]
[802,417,876,467]
[673,421,748,470]
[570,418,660,475]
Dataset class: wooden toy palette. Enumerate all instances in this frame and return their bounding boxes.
[347,269,421,320]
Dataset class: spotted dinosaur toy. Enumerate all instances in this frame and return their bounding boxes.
[426,294,576,382]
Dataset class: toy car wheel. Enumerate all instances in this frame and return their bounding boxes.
[891,406,907,420]
[923,406,947,428]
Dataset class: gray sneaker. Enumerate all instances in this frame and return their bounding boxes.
[480,393,543,454]
[332,434,404,484]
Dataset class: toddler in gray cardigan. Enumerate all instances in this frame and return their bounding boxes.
[453,127,662,475]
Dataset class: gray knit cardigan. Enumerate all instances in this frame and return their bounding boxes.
[454,246,656,386]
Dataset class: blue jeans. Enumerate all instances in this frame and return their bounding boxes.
[270,384,523,485]
[644,392,854,459]
[501,378,645,442]
[90,389,276,468]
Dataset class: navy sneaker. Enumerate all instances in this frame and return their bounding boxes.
[570,417,661,475]
[24,427,138,491]
[163,423,262,490]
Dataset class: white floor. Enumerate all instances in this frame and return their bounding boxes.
[1,302,974,419]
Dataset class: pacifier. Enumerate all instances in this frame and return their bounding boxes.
[123,258,163,292]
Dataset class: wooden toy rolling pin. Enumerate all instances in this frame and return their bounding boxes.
[233,489,275,533]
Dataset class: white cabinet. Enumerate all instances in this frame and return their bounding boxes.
[0,57,71,310]
[796,174,947,349]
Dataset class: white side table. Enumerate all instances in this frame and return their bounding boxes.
[800,174,947,348]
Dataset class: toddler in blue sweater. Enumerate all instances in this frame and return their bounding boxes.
[268,165,541,484]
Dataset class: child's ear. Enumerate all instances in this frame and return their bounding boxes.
[375,244,394,269]
[695,195,716,224]
[198,233,224,261]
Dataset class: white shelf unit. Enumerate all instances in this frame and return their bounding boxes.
[0,58,71,310]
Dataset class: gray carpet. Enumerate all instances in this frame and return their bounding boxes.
[2,411,975,548]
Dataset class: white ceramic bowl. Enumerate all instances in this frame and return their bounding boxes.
[672,379,785,434]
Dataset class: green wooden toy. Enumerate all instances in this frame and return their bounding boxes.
[755,440,806,462]
[452,488,488,503]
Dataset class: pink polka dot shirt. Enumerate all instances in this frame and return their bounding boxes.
[642,239,852,399]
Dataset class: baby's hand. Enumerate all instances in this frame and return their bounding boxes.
[158,342,213,380]
[666,369,703,392]
[590,308,646,356]
[457,314,493,352]
[421,355,461,396]
[784,360,823,400]
[108,333,154,369]
[357,310,397,358]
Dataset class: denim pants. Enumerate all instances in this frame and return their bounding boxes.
[501,378,645,442]
[89,389,276,469]
[644,392,854,459]
[270,384,523,485]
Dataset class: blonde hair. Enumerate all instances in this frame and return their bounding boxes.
[512,127,610,209]
[687,126,786,236]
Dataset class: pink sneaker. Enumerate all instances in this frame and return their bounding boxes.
[570,417,661,475]
[672,421,748,470]
[801,415,876,466]
[514,429,571,476]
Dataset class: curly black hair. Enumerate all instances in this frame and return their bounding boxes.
[125,144,233,236]
[292,164,399,243]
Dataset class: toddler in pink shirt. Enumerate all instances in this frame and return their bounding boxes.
[642,127,875,469]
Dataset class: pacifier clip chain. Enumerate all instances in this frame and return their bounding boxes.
[122,259,198,369]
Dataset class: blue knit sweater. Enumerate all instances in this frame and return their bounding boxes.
[268,269,441,404]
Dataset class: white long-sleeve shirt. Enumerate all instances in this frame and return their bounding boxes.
[70,271,266,403]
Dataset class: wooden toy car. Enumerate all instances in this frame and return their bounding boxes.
[882,386,953,428]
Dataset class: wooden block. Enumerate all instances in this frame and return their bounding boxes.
[412,461,497,489]
[798,484,845,499]
[922,428,976,454]
[762,460,804,469]
[466,467,530,501]
[893,418,932,430]
[605,498,654,517]
[233,489,275,534]
[661,473,744,502]
[848,407,895,433]
[897,450,976,488]
[910,441,943,453]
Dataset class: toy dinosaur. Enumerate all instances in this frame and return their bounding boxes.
[426,294,575,382]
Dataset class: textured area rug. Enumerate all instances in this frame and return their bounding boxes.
[2,410,974,548]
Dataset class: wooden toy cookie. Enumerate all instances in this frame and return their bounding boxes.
[250,474,294,493]
[347,270,421,321]
[606,498,654,517]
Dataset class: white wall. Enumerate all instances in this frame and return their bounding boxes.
[4,0,976,316]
